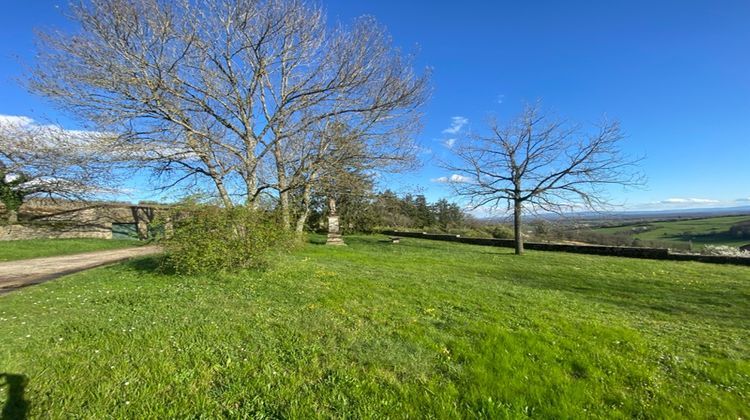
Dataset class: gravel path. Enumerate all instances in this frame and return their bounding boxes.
[0,246,162,294]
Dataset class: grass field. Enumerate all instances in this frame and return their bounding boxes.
[1,235,748,418]
[595,215,750,249]
[0,238,140,262]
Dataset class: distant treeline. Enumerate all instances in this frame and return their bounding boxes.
[307,190,460,233]
[305,190,515,238]
[729,221,750,239]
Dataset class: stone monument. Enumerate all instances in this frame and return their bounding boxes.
[325,197,346,246]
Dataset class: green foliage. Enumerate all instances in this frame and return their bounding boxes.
[490,224,514,239]
[306,190,468,233]
[162,206,293,275]
[326,193,381,234]
[410,194,434,227]
[529,220,559,239]
[432,198,464,229]
[0,170,29,216]
[729,221,750,239]
[1,236,748,417]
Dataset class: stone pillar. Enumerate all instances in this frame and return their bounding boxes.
[135,207,149,240]
[7,209,18,224]
[104,222,113,240]
[325,197,346,246]
[164,216,174,239]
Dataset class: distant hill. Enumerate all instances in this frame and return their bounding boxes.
[590,205,750,221]
[481,205,750,223]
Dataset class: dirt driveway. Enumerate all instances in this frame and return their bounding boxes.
[0,246,162,294]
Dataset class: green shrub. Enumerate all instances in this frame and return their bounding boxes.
[162,206,293,275]
[490,224,514,239]
[729,221,750,239]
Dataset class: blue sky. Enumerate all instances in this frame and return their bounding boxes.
[1,0,749,211]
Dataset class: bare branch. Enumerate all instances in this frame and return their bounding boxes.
[441,103,645,254]
[30,0,429,225]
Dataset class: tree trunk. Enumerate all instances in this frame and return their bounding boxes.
[204,160,232,208]
[294,206,309,233]
[294,184,312,233]
[215,182,233,209]
[199,150,233,208]
[513,198,524,255]
[274,145,291,230]
[278,188,291,230]
[245,170,258,208]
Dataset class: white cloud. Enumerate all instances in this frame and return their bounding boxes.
[431,174,471,183]
[660,198,720,204]
[496,94,505,105]
[628,197,750,211]
[0,114,196,160]
[0,114,114,148]
[444,138,456,148]
[0,115,34,126]
[442,116,468,135]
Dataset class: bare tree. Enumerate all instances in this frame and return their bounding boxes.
[0,116,119,222]
[444,104,644,254]
[283,118,418,232]
[31,0,428,229]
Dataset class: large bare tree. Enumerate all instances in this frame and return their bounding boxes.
[444,104,643,254]
[0,116,119,222]
[31,0,428,229]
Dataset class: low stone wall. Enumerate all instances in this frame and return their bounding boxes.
[662,253,750,265]
[1,223,112,241]
[382,231,750,266]
[0,200,169,241]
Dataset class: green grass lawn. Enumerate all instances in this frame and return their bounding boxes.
[1,235,748,418]
[595,215,750,249]
[0,238,140,262]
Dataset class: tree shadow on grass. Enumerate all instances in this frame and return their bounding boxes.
[307,235,327,245]
[476,250,518,257]
[307,235,395,247]
[120,255,174,275]
[0,373,28,420]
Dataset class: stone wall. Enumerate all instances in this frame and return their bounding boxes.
[382,231,750,266]
[0,200,168,241]
[0,223,113,241]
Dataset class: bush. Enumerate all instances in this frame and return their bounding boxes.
[490,224,514,239]
[161,206,293,275]
[729,221,750,239]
